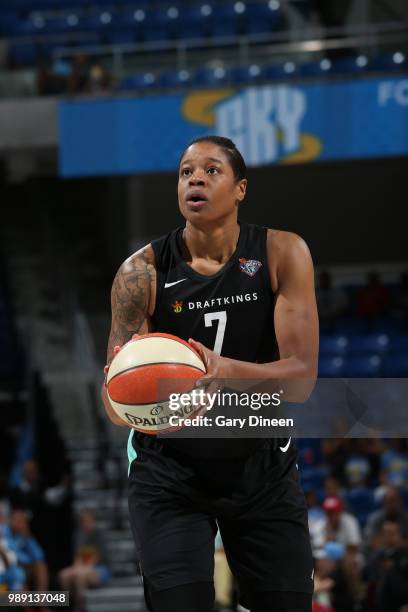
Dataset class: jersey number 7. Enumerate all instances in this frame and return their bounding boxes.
[204,311,227,355]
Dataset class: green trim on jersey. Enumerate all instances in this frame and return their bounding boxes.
[127,429,137,475]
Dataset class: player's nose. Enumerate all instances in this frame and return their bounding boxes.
[188,171,206,186]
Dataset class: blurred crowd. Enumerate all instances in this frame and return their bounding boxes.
[316,270,408,330]
[38,53,111,96]
[214,438,408,612]
[0,460,110,612]
[305,437,408,612]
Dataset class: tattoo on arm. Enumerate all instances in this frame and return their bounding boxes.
[107,248,154,364]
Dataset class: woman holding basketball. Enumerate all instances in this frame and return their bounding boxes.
[103,136,319,612]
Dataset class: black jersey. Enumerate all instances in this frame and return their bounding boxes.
[151,222,277,363]
[136,222,286,459]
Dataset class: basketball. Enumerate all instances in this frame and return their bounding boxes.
[106,333,206,433]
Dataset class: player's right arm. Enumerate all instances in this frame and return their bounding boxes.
[102,245,156,426]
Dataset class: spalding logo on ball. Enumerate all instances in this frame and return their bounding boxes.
[106,333,206,434]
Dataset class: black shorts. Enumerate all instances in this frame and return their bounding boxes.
[128,433,313,604]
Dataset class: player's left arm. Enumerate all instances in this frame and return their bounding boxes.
[190,231,319,400]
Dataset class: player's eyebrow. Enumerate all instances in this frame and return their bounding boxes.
[181,157,223,166]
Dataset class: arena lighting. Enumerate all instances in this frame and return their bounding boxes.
[320,58,332,71]
[134,9,145,22]
[269,0,280,10]
[67,14,79,26]
[167,7,179,19]
[144,72,155,84]
[249,64,261,76]
[100,12,112,24]
[393,51,405,64]
[234,2,246,14]
[284,61,296,73]
[200,4,213,17]
[356,55,368,67]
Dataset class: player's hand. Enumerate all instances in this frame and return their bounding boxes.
[188,338,227,393]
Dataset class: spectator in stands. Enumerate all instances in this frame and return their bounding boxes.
[316,271,349,326]
[0,501,25,591]
[88,64,111,95]
[9,459,48,546]
[58,509,110,612]
[313,541,354,612]
[9,459,44,517]
[365,487,408,550]
[380,440,408,488]
[366,520,403,609]
[378,545,408,612]
[344,453,371,488]
[306,488,326,553]
[324,476,345,499]
[10,509,49,591]
[321,439,350,484]
[356,271,390,319]
[68,54,90,94]
[38,59,73,96]
[321,497,362,554]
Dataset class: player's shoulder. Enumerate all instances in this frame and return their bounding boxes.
[266,229,311,261]
[118,243,156,276]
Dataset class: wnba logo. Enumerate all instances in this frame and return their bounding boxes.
[172,300,183,313]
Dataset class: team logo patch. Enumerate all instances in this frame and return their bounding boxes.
[172,300,183,313]
[239,258,262,277]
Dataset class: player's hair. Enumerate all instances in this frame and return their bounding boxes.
[181,135,247,182]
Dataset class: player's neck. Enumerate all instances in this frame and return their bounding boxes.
[183,218,240,264]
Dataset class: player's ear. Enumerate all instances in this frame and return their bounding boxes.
[236,178,247,203]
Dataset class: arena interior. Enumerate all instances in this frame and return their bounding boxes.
[0,0,407,610]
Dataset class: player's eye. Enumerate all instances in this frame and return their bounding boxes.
[207,167,219,174]
[181,168,191,176]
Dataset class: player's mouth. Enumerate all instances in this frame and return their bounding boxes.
[185,190,208,209]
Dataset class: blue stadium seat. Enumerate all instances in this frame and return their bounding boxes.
[301,466,329,490]
[388,335,408,353]
[244,0,283,35]
[318,356,344,378]
[159,68,192,87]
[179,2,214,38]
[344,355,382,377]
[193,66,229,86]
[119,71,159,91]
[370,52,406,72]
[345,487,377,526]
[331,55,370,75]
[383,353,408,377]
[299,58,333,77]
[319,335,348,356]
[229,64,264,84]
[264,61,298,80]
[348,334,390,355]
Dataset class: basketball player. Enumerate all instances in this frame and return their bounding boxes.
[102,136,319,612]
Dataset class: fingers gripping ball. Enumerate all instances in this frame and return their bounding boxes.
[106,333,206,433]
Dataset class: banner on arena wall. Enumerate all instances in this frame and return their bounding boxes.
[58,76,408,177]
